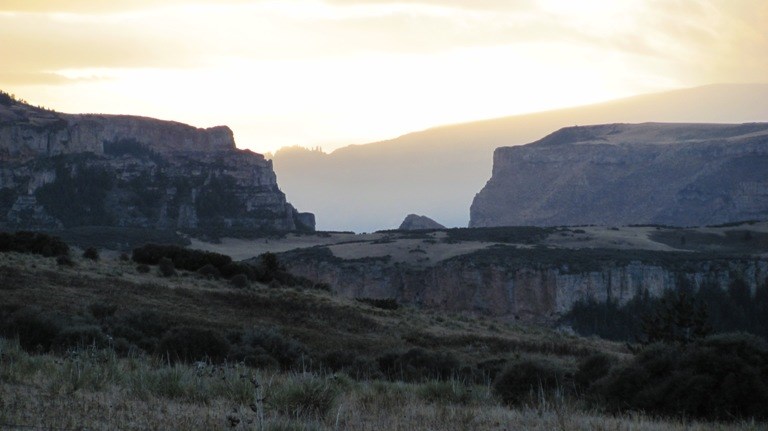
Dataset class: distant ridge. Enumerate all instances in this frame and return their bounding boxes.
[273,83,768,232]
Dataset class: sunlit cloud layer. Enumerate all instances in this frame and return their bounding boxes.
[1,0,766,153]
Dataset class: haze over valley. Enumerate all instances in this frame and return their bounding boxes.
[2,1,768,429]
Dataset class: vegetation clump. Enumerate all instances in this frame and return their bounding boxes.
[0,231,69,257]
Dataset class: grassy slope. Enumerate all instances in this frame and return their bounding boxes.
[0,252,762,430]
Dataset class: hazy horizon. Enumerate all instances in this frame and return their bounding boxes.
[2,1,768,154]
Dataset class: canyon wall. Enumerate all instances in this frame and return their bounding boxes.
[470,123,768,227]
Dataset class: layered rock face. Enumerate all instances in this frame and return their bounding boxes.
[398,214,445,230]
[280,247,768,321]
[0,95,314,233]
[470,123,768,227]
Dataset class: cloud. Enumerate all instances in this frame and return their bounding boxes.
[323,0,536,11]
[0,0,255,13]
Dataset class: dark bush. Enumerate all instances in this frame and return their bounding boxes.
[132,244,232,272]
[82,247,99,261]
[321,350,380,379]
[594,333,768,420]
[0,231,70,257]
[158,326,230,363]
[88,302,118,321]
[56,254,75,267]
[355,297,399,310]
[2,307,62,352]
[136,264,150,273]
[493,357,574,406]
[575,352,616,389]
[197,264,220,279]
[234,328,309,370]
[158,257,176,277]
[379,348,462,381]
[219,262,257,280]
[52,325,108,351]
[109,309,171,352]
[230,273,249,288]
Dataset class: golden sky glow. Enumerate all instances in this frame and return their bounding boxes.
[1,0,767,153]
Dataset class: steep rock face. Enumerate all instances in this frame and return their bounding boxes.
[398,214,445,230]
[0,96,314,233]
[280,248,768,321]
[470,123,768,227]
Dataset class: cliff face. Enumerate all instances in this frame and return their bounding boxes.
[280,247,768,321]
[470,123,768,227]
[0,96,314,233]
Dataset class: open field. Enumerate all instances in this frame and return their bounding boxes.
[189,221,768,266]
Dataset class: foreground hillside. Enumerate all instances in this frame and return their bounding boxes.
[1,248,766,430]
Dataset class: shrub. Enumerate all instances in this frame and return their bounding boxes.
[594,333,768,420]
[157,326,230,363]
[158,257,176,277]
[416,380,472,404]
[88,302,118,321]
[0,231,70,257]
[196,264,220,279]
[2,307,63,352]
[56,254,75,267]
[52,325,108,351]
[355,297,399,310]
[575,352,616,389]
[82,247,99,261]
[493,357,574,406]
[378,348,462,382]
[136,264,150,273]
[132,244,231,272]
[234,328,308,370]
[230,273,249,288]
[271,376,340,419]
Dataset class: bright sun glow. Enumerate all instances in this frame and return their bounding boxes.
[1,0,766,153]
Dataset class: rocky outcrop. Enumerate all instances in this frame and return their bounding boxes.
[0,95,314,234]
[398,214,445,230]
[470,123,768,227]
[279,247,768,321]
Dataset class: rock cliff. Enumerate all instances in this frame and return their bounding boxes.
[398,214,445,231]
[0,93,314,234]
[279,246,768,321]
[470,123,768,227]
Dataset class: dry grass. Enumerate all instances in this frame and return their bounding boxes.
[0,338,760,431]
[1,251,765,429]
[0,251,622,362]
[188,222,768,269]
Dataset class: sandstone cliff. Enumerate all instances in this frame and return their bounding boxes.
[470,122,768,227]
[280,245,768,321]
[0,93,314,234]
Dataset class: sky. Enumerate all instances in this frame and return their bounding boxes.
[1,0,767,154]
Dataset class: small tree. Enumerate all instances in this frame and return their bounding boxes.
[641,291,711,345]
[82,247,99,261]
[158,257,176,277]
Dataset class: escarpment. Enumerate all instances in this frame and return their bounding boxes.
[278,245,768,321]
[0,94,314,234]
[470,122,768,227]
